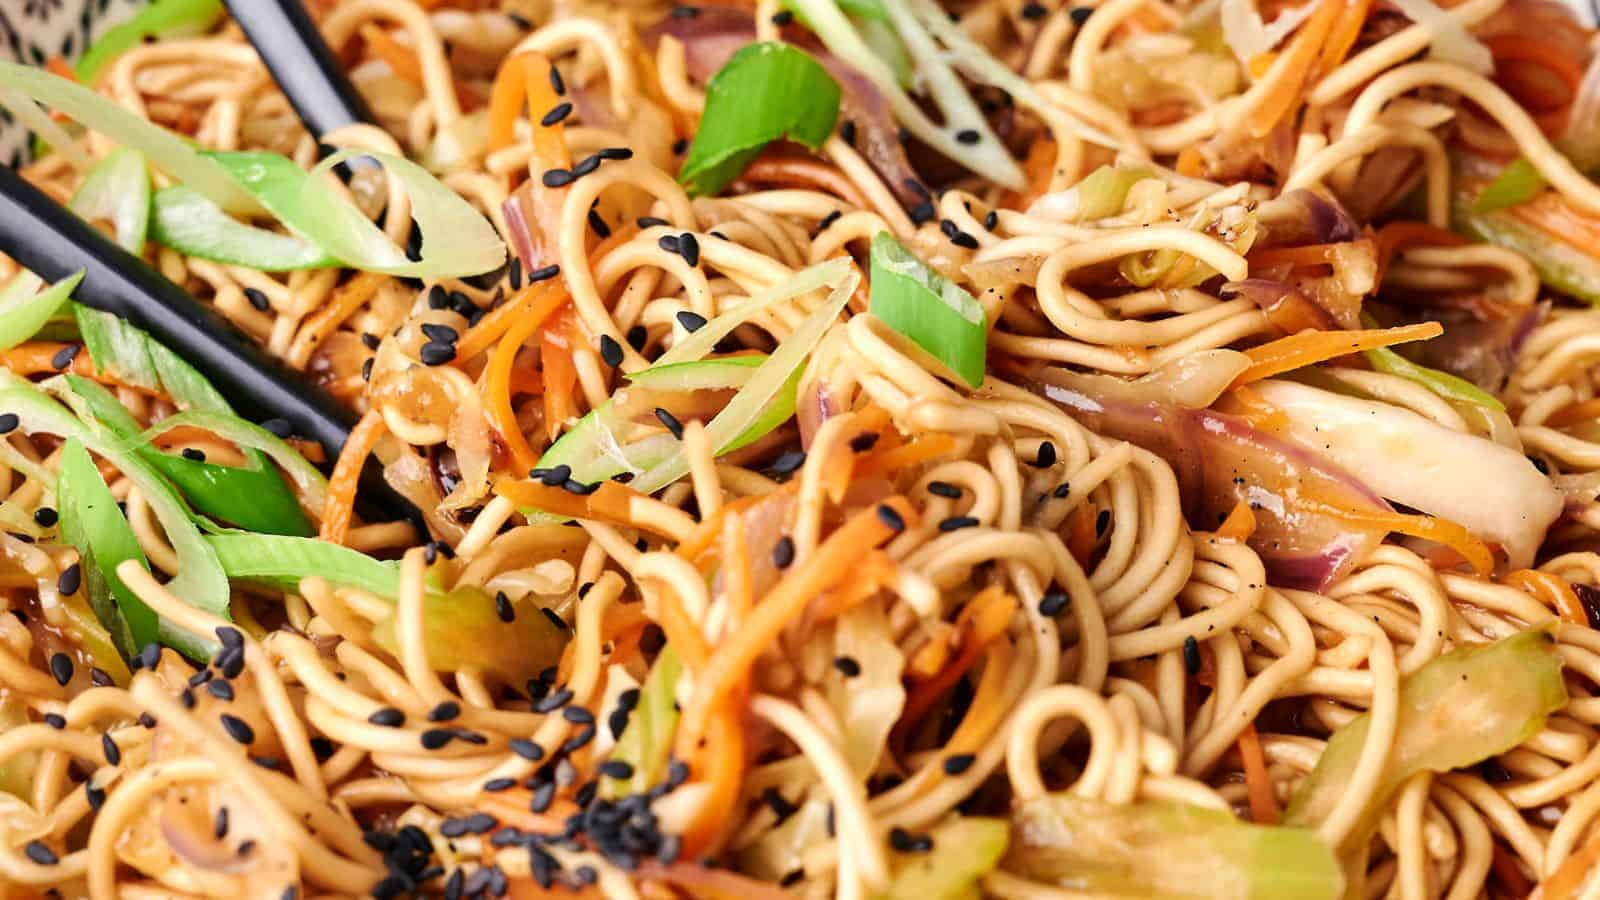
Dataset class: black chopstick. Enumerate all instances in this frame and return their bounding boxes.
[0,164,422,528]
[223,0,376,140]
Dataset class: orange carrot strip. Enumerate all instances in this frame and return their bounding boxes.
[360,24,424,85]
[1246,0,1342,138]
[1545,399,1600,429]
[320,409,386,545]
[722,511,753,624]
[541,308,581,441]
[674,497,918,760]
[1216,501,1258,541]
[1307,500,1494,577]
[1238,722,1281,824]
[812,550,897,622]
[893,586,1015,749]
[1,342,153,392]
[679,704,746,858]
[854,434,959,480]
[484,286,570,474]
[44,57,77,82]
[455,282,563,362]
[1505,569,1590,625]
[1248,243,1346,269]
[1232,322,1443,386]
[1004,138,1059,211]
[1067,505,1098,567]
[1315,0,1376,76]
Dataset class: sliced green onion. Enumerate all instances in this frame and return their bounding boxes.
[626,356,762,392]
[1363,346,1504,411]
[57,438,155,659]
[69,147,151,253]
[0,372,227,659]
[885,817,1008,900]
[1285,627,1565,852]
[73,307,314,535]
[1066,165,1156,221]
[869,231,986,388]
[629,269,856,496]
[602,645,681,798]
[856,16,916,89]
[205,533,404,598]
[649,258,851,368]
[678,43,842,198]
[0,270,82,352]
[1472,157,1546,214]
[151,185,334,271]
[75,0,225,84]
[1009,795,1343,899]
[0,61,258,215]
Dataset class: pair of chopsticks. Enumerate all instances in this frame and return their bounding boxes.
[0,1,421,526]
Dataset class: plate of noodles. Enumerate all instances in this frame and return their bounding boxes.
[3,0,1600,896]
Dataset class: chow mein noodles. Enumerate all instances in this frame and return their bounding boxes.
[1,0,1600,896]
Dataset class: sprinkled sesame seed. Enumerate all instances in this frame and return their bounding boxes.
[485,777,517,792]
[218,646,245,679]
[849,432,880,452]
[542,168,576,188]
[528,263,561,283]
[654,407,684,439]
[939,516,980,532]
[1039,590,1070,617]
[541,102,573,126]
[561,724,596,753]
[1034,441,1057,468]
[840,119,857,145]
[420,729,454,750]
[549,65,566,95]
[955,128,981,145]
[599,759,633,779]
[85,780,105,811]
[216,626,243,649]
[563,705,595,725]
[215,806,229,838]
[588,207,612,239]
[572,154,601,177]
[50,344,78,370]
[419,341,455,366]
[89,666,112,687]
[510,738,545,761]
[818,209,843,231]
[927,481,961,499]
[243,287,271,311]
[24,840,57,866]
[670,4,700,17]
[49,653,72,686]
[876,504,905,533]
[540,607,569,632]
[420,323,458,345]
[43,713,65,729]
[1054,482,1071,498]
[1069,5,1093,22]
[508,258,524,290]
[944,754,976,774]
[1096,509,1111,535]
[57,563,81,595]
[496,591,515,623]
[534,688,574,713]
[102,734,121,766]
[207,679,234,701]
[0,414,17,434]
[772,535,795,569]
[1022,1,1047,19]
[832,656,861,677]
[772,9,795,24]
[598,334,624,367]
[984,210,999,230]
[429,701,461,722]
[677,233,700,266]
[889,827,933,853]
[1183,635,1202,675]
[181,448,207,462]
[220,714,255,745]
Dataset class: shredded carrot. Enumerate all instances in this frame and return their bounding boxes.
[679,700,746,857]
[494,479,679,538]
[476,792,574,835]
[722,511,753,624]
[490,51,571,266]
[1237,722,1281,824]
[854,434,959,480]
[1216,501,1258,541]
[44,57,76,82]
[1246,0,1342,138]
[674,497,918,760]
[1545,398,1600,429]
[0,342,153,392]
[811,550,898,622]
[540,308,582,441]
[1504,569,1590,625]
[740,156,871,210]
[1175,146,1207,178]
[320,409,387,545]
[296,272,386,365]
[1004,138,1059,211]
[943,637,1014,756]
[455,281,563,362]
[484,285,570,474]
[1309,500,1495,577]
[1315,0,1376,76]
[1067,505,1098,567]
[893,586,1016,749]
[1509,190,1600,258]
[1232,322,1444,386]
[1374,221,1469,284]
[360,25,424,86]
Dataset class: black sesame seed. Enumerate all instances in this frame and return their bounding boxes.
[220,714,255,745]
[419,341,455,366]
[549,65,566,96]
[1039,590,1070,616]
[420,323,458,345]
[485,777,517,792]
[102,733,121,766]
[541,102,573,126]
[426,284,449,309]
[769,449,806,476]
[955,128,981,145]
[496,591,516,623]
[909,200,936,225]
[889,827,933,853]
[218,646,245,679]
[215,806,230,839]
[849,432,880,452]
[50,344,79,370]
[818,209,843,231]
[138,712,157,729]
[781,870,804,887]
[927,481,962,499]
[984,210,999,231]
[215,626,243,650]
[24,840,57,866]
[543,168,576,188]
[598,334,624,367]
[772,535,795,569]
[876,504,905,533]
[181,447,206,462]
[1053,482,1071,498]
[508,258,524,291]
[1183,636,1202,675]
[207,679,234,701]
[510,738,545,761]
[361,358,374,381]
[943,753,976,775]
[420,728,454,750]
[1022,1,1047,19]
[562,705,595,725]
[49,653,72,686]
[677,233,700,266]
[572,154,601,177]
[654,407,684,439]
[1069,5,1093,22]
[1034,441,1057,468]
[57,563,81,596]
[31,506,56,527]
[599,759,634,779]
[429,701,461,722]
[310,736,335,761]
[43,713,65,729]
[85,780,105,811]
[88,666,112,687]
[528,263,561,283]
[675,310,707,333]
[1096,509,1111,535]
[949,229,978,250]
[534,688,574,713]
[0,413,17,434]
[242,287,271,311]
[540,607,569,632]
[832,656,861,677]
[772,9,795,24]
[562,724,596,753]
[939,516,980,532]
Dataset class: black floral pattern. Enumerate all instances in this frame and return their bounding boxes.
[0,0,144,168]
